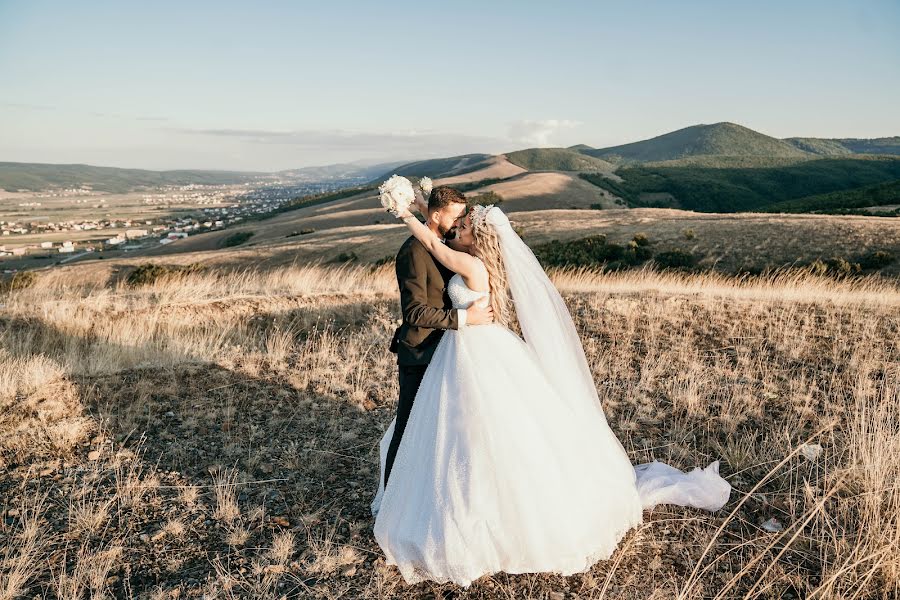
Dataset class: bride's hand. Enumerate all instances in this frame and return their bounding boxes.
[395,206,414,220]
[413,189,429,215]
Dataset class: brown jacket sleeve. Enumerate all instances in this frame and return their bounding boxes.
[397,239,459,331]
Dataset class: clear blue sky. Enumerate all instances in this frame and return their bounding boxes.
[1,0,898,171]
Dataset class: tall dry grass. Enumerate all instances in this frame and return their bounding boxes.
[0,263,396,375]
[553,264,900,307]
[0,263,897,598]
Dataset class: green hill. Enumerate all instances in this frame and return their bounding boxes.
[0,162,259,193]
[375,154,492,181]
[643,155,822,169]
[785,136,900,157]
[837,137,900,155]
[784,138,855,156]
[580,156,900,213]
[505,148,616,172]
[760,179,900,214]
[581,122,811,164]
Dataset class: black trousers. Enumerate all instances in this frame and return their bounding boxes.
[383,363,428,488]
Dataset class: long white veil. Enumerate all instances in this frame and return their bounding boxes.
[485,206,731,512]
[484,206,611,424]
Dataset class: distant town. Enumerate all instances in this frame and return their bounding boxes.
[0,177,367,270]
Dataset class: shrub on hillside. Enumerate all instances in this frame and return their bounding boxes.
[126,263,205,287]
[373,255,394,267]
[286,228,315,238]
[654,249,698,270]
[468,191,503,207]
[807,260,828,277]
[333,251,359,264]
[807,257,863,278]
[825,256,862,277]
[533,234,653,270]
[857,250,895,270]
[632,232,651,247]
[628,239,653,262]
[222,231,254,247]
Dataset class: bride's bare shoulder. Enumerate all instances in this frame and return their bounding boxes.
[463,256,490,292]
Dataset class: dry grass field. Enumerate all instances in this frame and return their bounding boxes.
[1,262,898,599]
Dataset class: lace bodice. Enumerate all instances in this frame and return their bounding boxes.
[448,271,490,309]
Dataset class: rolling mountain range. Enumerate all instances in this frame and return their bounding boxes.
[367,122,900,214]
[568,122,899,167]
[578,122,811,164]
[0,160,404,194]
[0,162,260,194]
[2,122,898,217]
[786,136,900,156]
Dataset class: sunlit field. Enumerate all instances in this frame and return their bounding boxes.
[1,264,898,599]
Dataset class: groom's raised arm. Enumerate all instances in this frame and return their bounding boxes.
[397,241,460,331]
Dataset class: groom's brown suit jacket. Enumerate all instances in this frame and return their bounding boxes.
[389,235,459,366]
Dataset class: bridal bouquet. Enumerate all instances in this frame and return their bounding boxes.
[379,175,415,217]
[418,176,433,198]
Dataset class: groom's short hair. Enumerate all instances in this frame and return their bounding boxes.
[428,186,467,213]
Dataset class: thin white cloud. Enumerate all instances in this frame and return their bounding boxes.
[507,119,581,147]
[1,101,168,122]
[1,101,55,111]
[174,127,507,155]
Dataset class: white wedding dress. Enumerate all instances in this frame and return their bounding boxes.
[372,208,731,588]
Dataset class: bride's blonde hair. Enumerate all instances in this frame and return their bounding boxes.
[470,205,512,327]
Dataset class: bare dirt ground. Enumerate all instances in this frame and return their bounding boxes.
[435,155,527,186]
[464,172,620,211]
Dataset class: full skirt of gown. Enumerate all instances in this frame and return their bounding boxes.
[371,322,646,587]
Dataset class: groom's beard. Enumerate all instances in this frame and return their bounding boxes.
[443,226,458,241]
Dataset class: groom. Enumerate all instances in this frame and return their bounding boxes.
[384,186,494,487]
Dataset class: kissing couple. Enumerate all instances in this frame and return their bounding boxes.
[370,184,731,587]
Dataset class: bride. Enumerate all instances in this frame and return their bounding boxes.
[371,196,731,587]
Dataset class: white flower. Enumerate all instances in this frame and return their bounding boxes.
[418,176,433,198]
[378,175,415,217]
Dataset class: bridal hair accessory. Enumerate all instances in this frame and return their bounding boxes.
[379,175,415,217]
[471,204,511,232]
[470,204,494,231]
